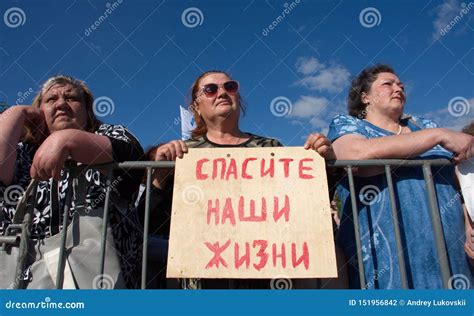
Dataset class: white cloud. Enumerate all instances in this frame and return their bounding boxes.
[289,95,329,118]
[415,97,473,131]
[295,57,323,75]
[308,116,329,135]
[286,95,346,135]
[285,57,350,135]
[295,57,351,94]
[431,0,472,40]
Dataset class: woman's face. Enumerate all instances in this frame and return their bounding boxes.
[194,73,240,123]
[40,83,88,133]
[363,72,406,115]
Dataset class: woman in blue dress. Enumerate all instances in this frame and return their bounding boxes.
[327,64,473,289]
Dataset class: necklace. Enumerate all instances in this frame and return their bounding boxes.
[396,124,402,135]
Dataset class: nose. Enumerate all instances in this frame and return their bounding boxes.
[393,83,403,92]
[55,96,68,108]
[217,87,228,98]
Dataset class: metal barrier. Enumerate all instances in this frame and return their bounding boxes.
[2,158,455,289]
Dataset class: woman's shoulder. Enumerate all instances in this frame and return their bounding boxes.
[330,114,360,126]
[406,115,439,129]
[95,123,140,142]
[185,136,208,148]
[327,114,366,140]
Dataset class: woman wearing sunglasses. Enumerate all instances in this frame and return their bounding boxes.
[139,70,335,289]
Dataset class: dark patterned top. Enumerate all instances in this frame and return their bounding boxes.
[0,124,144,288]
[185,133,283,148]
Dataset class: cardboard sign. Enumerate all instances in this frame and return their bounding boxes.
[456,158,474,221]
[167,147,337,279]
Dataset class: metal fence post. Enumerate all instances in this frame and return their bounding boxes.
[422,163,451,289]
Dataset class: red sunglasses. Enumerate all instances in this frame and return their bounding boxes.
[198,80,239,98]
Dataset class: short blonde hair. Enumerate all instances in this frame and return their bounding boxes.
[24,75,102,143]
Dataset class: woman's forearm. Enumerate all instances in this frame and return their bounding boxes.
[0,107,26,184]
[333,128,445,160]
[60,129,114,165]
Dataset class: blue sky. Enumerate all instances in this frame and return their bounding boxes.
[1,0,473,148]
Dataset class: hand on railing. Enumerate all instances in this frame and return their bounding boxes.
[439,129,473,163]
[30,132,71,181]
[458,136,474,161]
[303,133,336,160]
[151,140,188,189]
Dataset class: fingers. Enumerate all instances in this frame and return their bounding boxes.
[304,133,329,149]
[317,144,336,160]
[30,138,69,181]
[304,133,336,159]
[51,166,62,181]
[465,242,474,260]
[155,140,188,161]
[30,159,52,181]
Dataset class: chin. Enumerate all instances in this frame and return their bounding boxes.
[52,122,80,132]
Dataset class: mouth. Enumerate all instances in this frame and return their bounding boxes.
[216,101,232,106]
[54,113,70,120]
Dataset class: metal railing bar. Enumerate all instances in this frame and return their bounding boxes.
[384,165,408,289]
[55,166,75,289]
[422,164,451,289]
[346,166,366,289]
[98,169,113,289]
[327,159,451,167]
[41,158,455,289]
[141,167,153,289]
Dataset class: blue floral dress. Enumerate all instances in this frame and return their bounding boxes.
[328,114,473,289]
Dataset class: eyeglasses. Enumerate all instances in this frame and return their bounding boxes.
[198,80,239,98]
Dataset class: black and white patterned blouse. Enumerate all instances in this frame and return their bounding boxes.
[0,124,144,288]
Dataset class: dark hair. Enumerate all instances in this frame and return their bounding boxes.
[462,121,474,136]
[348,64,396,119]
[188,70,246,139]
